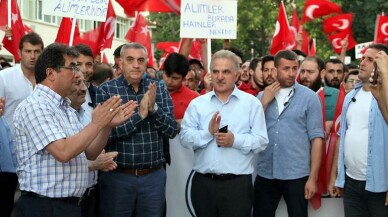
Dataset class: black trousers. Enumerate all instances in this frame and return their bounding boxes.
[81,185,99,217]
[253,175,309,217]
[191,172,253,217]
[14,193,81,217]
[343,175,388,217]
[0,172,18,217]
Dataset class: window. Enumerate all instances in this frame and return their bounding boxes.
[115,17,131,39]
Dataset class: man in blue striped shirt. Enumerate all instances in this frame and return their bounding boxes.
[13,43,136,217]
[96,43,178,217]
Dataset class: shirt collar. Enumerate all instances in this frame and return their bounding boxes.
[35,84,71,108]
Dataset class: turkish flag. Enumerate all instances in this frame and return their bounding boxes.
[302,0,342,23]
[323,13,353,34]
[374,15,388,44]
[325,84,346,187]
[23,24,32,33]
[328,31,356,54]
[290,7,311,55]
[55,18,80,45]
[270,2,295,55]
[1,0,26,62]
[156,42,180,54]
[161,0,181,14]
[178,38,203,61]
[97,0,116,50]
[290,7,300,48]
[125,13,155,67]
[116,0,179,17]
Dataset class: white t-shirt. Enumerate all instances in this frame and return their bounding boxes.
[275,86,293,114]
[0,65,34,133]
[344,88,372,181]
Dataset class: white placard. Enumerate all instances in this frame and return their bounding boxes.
[355,41,373,59]
[180,0,238,39]
[42,0,109,22]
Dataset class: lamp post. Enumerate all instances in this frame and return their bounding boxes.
[250,40,254,60]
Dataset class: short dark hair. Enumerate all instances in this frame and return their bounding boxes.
[19,32,44,51]
[189,59,203,69]
[261,55,274,72]
[344,69,359,82]
[225,47,244,61]
[325,59,345,72]
[274,50,298,67]
[35,43,79,83]
[90,63,113,86]
[249,57,261,71]
[303,56,325,72]
[163,52,190,77]
[113,44,125,58]
[368,43,388,54]
[74,44,94,59]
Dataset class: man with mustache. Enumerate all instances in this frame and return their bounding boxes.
[324,59,346,89]
[67,72,118,217]
[96,43,178,217]
[180,49,268,217]
[261,55,276,87]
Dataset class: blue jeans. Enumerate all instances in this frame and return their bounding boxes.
[99,168,166,217]
[344,175,388,217]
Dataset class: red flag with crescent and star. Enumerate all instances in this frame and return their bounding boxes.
[374,15,388,44]
[302,0,342,23]
[323,13,354,34]
[328,31,357,54]
[1,0,26,62]
[270,1,295,55]
[125,13,155,67]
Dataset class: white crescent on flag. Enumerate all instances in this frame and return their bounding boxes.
[273,21,280,37]
[104,17,116,40]
[332,38,342,49]
[381,23,388,35]
[333,19,349,30]
[290,26,298,37]
[306,5,319,19]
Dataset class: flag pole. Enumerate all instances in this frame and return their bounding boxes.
[7,0,12,40]
[69,17,77,46]
[207,38,211,73]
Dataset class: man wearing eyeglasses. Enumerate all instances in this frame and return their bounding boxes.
[12,43,137,217]
[254,50,324,217]
[343,70,360,93]
[0,32,44,217]
[96,43,178,217]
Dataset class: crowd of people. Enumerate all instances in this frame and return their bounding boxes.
[0,29,388,217]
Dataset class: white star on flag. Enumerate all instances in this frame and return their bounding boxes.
[12,12,18,24]
[140,26,149,35]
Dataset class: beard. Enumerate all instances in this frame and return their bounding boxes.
[302,77,322,92]
[324,77,340,89]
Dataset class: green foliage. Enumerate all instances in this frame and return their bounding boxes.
[148,0,388,62]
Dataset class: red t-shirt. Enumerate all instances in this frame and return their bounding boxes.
[238,81,260,96]
[170,85,199,119]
